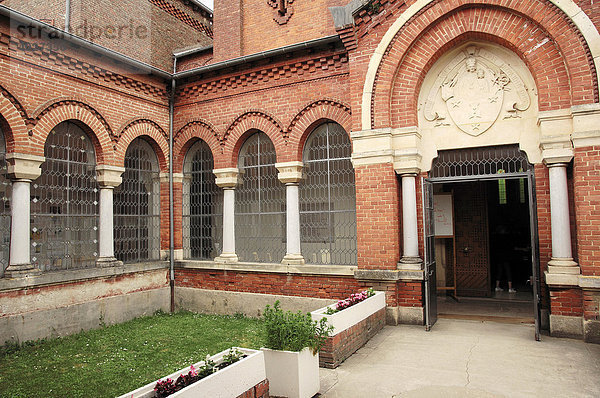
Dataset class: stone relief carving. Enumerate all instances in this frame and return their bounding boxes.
[424,46,531,136]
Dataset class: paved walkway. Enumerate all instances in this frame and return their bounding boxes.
[319,319,600,397]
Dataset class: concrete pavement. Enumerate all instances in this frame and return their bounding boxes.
[319,319,600,397]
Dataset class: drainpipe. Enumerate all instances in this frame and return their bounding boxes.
[65,0,71,33]
[169,58,176,313]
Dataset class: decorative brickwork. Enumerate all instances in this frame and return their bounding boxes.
[319,308,385,368]
[149,0,213,37]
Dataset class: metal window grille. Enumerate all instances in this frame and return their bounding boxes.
[183,140,223,260]
[429,144,532,180]
[0,127,10,276]
[300,123,357,265]
[114,138,161,263]
[236,132,286,263]
[30,122,99,271]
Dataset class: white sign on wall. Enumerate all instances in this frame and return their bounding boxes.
[433,194,454,237]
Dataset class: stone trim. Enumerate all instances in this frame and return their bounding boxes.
[5,153,45,180]
[176,260,357,277]
[354,269,424,281]
[0,261,168,292]
[213,167,240,188]
[96,165,125,187]
[275,161,304,184]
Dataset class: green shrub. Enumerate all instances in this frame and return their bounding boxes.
[263,301,333,354]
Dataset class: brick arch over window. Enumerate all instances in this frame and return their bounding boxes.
[29,100,113,163]
[173,119,222,173]
[364,0,600,130]
[287,99,352,162]
[115,120,169,173]
[222,111,285,168]
[0,86,28,153]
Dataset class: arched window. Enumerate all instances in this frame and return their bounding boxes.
[31,122,99,271]
[114,138,161,263]
[300,122,357,265]
[183,140,222,259]
[0,126,10,275]
[236,132,285,262]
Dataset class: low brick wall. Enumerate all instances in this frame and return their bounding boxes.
[319,307,386,368]
[237,379,269,398]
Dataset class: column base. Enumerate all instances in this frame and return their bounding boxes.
[281,254,305,265]
[96,257,124,268]
[215,253,239,263]
[548,257,579,271]
[397,257,423,270]
[3,264,41,278]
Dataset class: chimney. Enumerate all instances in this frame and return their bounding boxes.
[213,0,242,62]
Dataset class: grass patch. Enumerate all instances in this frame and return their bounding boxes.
[0,311,266,398]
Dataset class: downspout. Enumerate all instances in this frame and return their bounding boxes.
[169,58,176,313]
[65,0,71,33]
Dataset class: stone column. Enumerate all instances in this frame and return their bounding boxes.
[4,153,45,278]
[539,119,580,278]
[276,161,304,265]
[547,163,578,271]
[214,168,239,263]
[399,173,422,267]
[96,165,125,267]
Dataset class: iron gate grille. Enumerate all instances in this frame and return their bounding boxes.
[300,123,357,265]
[429,145,532,180]
[114,138,161,263]
[183,140,223,260]
[0,127,10,276]
[31,122,99,271]
[236,132,286,263]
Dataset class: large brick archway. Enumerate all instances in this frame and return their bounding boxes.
[362,0,600,130]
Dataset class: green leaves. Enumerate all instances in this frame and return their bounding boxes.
[263,301,333,354]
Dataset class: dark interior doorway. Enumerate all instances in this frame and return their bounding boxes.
[434,177,534,322]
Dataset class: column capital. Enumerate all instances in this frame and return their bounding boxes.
[275,161,304,184]
[213,167,240,188]
[540,135,574,165]
[158,172,184,184]
[96,165,125,188]
[6,153,45,180]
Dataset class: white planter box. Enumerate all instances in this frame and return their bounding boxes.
[310,291,386,335]
[261,347,319,398]
[117,348,266,398]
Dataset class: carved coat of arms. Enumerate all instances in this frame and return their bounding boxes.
[423,46,530,136]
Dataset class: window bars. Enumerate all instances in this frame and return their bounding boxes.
[429,144,532,180]
[0,127,10,275]
[30,122,99,271]
[114,138,161,263]
[183,140,223,260]
[236,132,286,263]
[300,123,357,265]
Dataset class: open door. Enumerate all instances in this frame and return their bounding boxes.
[423,177,437,331]
[528,173,541,341]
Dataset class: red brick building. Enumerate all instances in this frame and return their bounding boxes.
[0,0,599,344]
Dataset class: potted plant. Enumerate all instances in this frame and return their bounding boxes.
[311,289,386,368]
[261,301,333,398]
[117,347,267,398]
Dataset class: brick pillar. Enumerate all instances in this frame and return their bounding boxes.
[172,174,184,259]
[159,174,170,260]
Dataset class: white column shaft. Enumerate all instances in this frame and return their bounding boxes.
[402,175,419,258]
[222,188,236,255]
[286,184,301,256]
[548,164,572,260]
[10,180,31,265]
[99,187,114,258]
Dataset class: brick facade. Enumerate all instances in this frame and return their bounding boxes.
[0,0,599,344]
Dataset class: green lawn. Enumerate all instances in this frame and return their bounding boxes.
[0,311,266,398]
